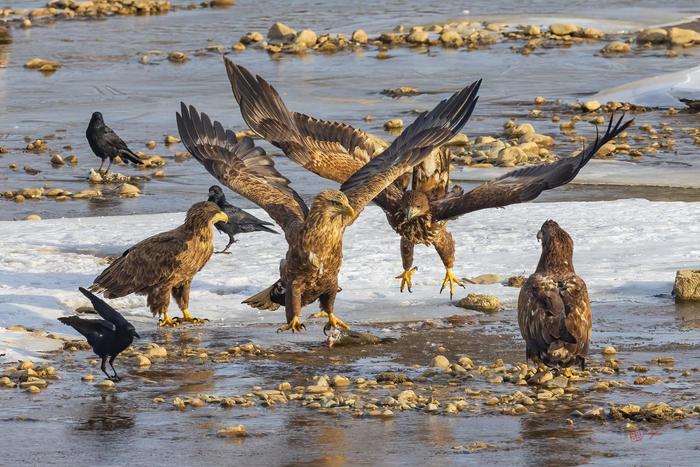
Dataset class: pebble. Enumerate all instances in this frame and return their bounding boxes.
[601,41,631,54]
[268,22,296,42]
[164,135,180,145]
[432,355,450,369]
[333,375,350,387]
[50,154,65,166]
[217,424,248,438]
[384,119,404,130]
[24,215,42,221]
[95,379,115,389]
[24,58,61,73]
[167,51,189,63]
[81,375,94,382]
[136,355,152,367]
[602,346,617,355]
[455,294,501,312]
[458,356,473,369]
[173,397,186,410]
[144,343,167,358]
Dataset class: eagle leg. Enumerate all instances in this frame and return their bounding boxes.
[323,313,350,335]
[439,268,465,300]
[395,267,418,293]
[159,311,178,327]
[277,315,305,333]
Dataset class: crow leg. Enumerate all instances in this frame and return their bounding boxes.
[98,158,105,173]
[100,356,113,380]
[108,355,120,381]
[216,236,235,254]
[105,158,113,174]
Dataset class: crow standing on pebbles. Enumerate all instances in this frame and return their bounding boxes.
[86,112,143,173]
[207,185,277,253]
[58,287,140,381]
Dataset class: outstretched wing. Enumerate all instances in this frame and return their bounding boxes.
[225,58,388,184]
[79,287,131,329]
[177,103,308,236]
[340,79,481,217]
[58,316,115,336]
[433,114,633,220]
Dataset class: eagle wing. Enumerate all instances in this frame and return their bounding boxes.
[412,146,451,200]
[78,287,131,329]
[91,230,188,298]
[177,103,308,237]
[432,114,633,220]
[340,79,481,218]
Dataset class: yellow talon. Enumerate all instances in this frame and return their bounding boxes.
[175,309,208,325]
[277,315,306,333]
[159,312,178,328]
[324,312,350,334]
[395,267,418,293]
[440,268,465,300]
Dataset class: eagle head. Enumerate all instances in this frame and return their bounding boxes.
[314,190,355,222]
[185,201,229,229]
[401,190,431,221]
[536,219,574,273]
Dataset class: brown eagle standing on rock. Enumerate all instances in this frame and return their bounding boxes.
[223,56,632,299]
[89,201,228,327]
[518,220,591,370]
[177,70,480,334]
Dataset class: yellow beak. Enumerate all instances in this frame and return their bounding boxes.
[212,211,229,224]
[405,207,420,220]
[343,204,356,220]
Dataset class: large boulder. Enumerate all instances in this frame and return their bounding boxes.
[668,27,700,46]
[673,270,700,301]
[635,28,668,44]
[268,22,297,42]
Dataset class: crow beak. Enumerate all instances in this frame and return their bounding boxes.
[134,331,141,339]
[212,211,229,224]
[536,230,543,243]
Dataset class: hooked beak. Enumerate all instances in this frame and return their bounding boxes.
[341,204,356,220]
[536,230,543,243]
[212,211,229,224]
[404,206,420,221]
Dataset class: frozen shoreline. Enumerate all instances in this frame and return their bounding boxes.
[2,200,698,362]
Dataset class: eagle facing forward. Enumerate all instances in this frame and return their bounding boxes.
[518,220,591,370]
[223,59,633,299]
[177,59,480,334]
[90,201,228,327]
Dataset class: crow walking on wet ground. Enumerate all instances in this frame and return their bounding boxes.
[86,112,143,173]
[58,287,140,381]
[208,185,278,254]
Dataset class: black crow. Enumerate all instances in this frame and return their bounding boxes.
[86,112,143,173]
[58,287,140,381]
[207,185,277,254]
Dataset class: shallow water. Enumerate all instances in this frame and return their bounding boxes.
[1,1,700,220]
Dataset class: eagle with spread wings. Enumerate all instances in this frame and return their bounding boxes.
[518,220,591,370]
[224,57,632,299]
[177,67,480,333]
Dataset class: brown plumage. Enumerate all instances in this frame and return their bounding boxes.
[177,64,479,334]
[224,60,633,300]
[518,220,591,370]
[89,201,228,327]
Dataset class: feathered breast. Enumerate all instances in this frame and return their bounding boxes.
[393,210,446,245]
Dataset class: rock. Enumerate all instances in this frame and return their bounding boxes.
[445,133,469,147]
[332,375,350,387]
[81,375,94,382]
[549,24,579,36]
[20,187,44,198]
[72,190,101,199]
[18,360,34,370]
[119,183,140,197]
[506,275,526,288]
[407,28,429,44]
[546,375,569,389]
[50,154,65,166]
[455,294,501,312]
[465,274,501,285]
[636,28,668,44]
[144,343,167,358]
[173,397,186,410]
[240,31,264,44]
[432,355,450,369]
[293,29,317,48]
[534,96,546,105]
[95,379,115,389]
[581,27,604,39]
[217,424,248,438]
[582,100,601,112]
[601,41,631,54]
[396,389,417,403]
[153,170,166,177]
[167,51,189,63]
[24,215,41,221]
[668,27,700,46]
[210,0,235,7]
[231,42,246,52]
[457,356,473,369]
[583,407,606,420]
[384,119,404,130]
[24,58,61,72]
[136,355,151,367]
[164,135,180,145]
[351,29,368,44]
[528,371,553,385]
[376,372,411,384]
[674,270,700,301]
[268,22,296,42]
[440,29,463,47]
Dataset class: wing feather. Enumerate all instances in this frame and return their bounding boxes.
[177,103,307,236]
[79,287,131,329]
[340,79,481,216]
[433,114,633,220]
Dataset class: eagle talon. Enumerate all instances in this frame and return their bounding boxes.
[395,267,418,293]
[440,268,464,300]
[277,316,305,333]
[159,313,178,328]
[178,310,208,325]
[323,313,350,334]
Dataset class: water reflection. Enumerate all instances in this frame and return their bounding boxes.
[519,413,594,466]
[76,394,135,432]
[675,301,700,329]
